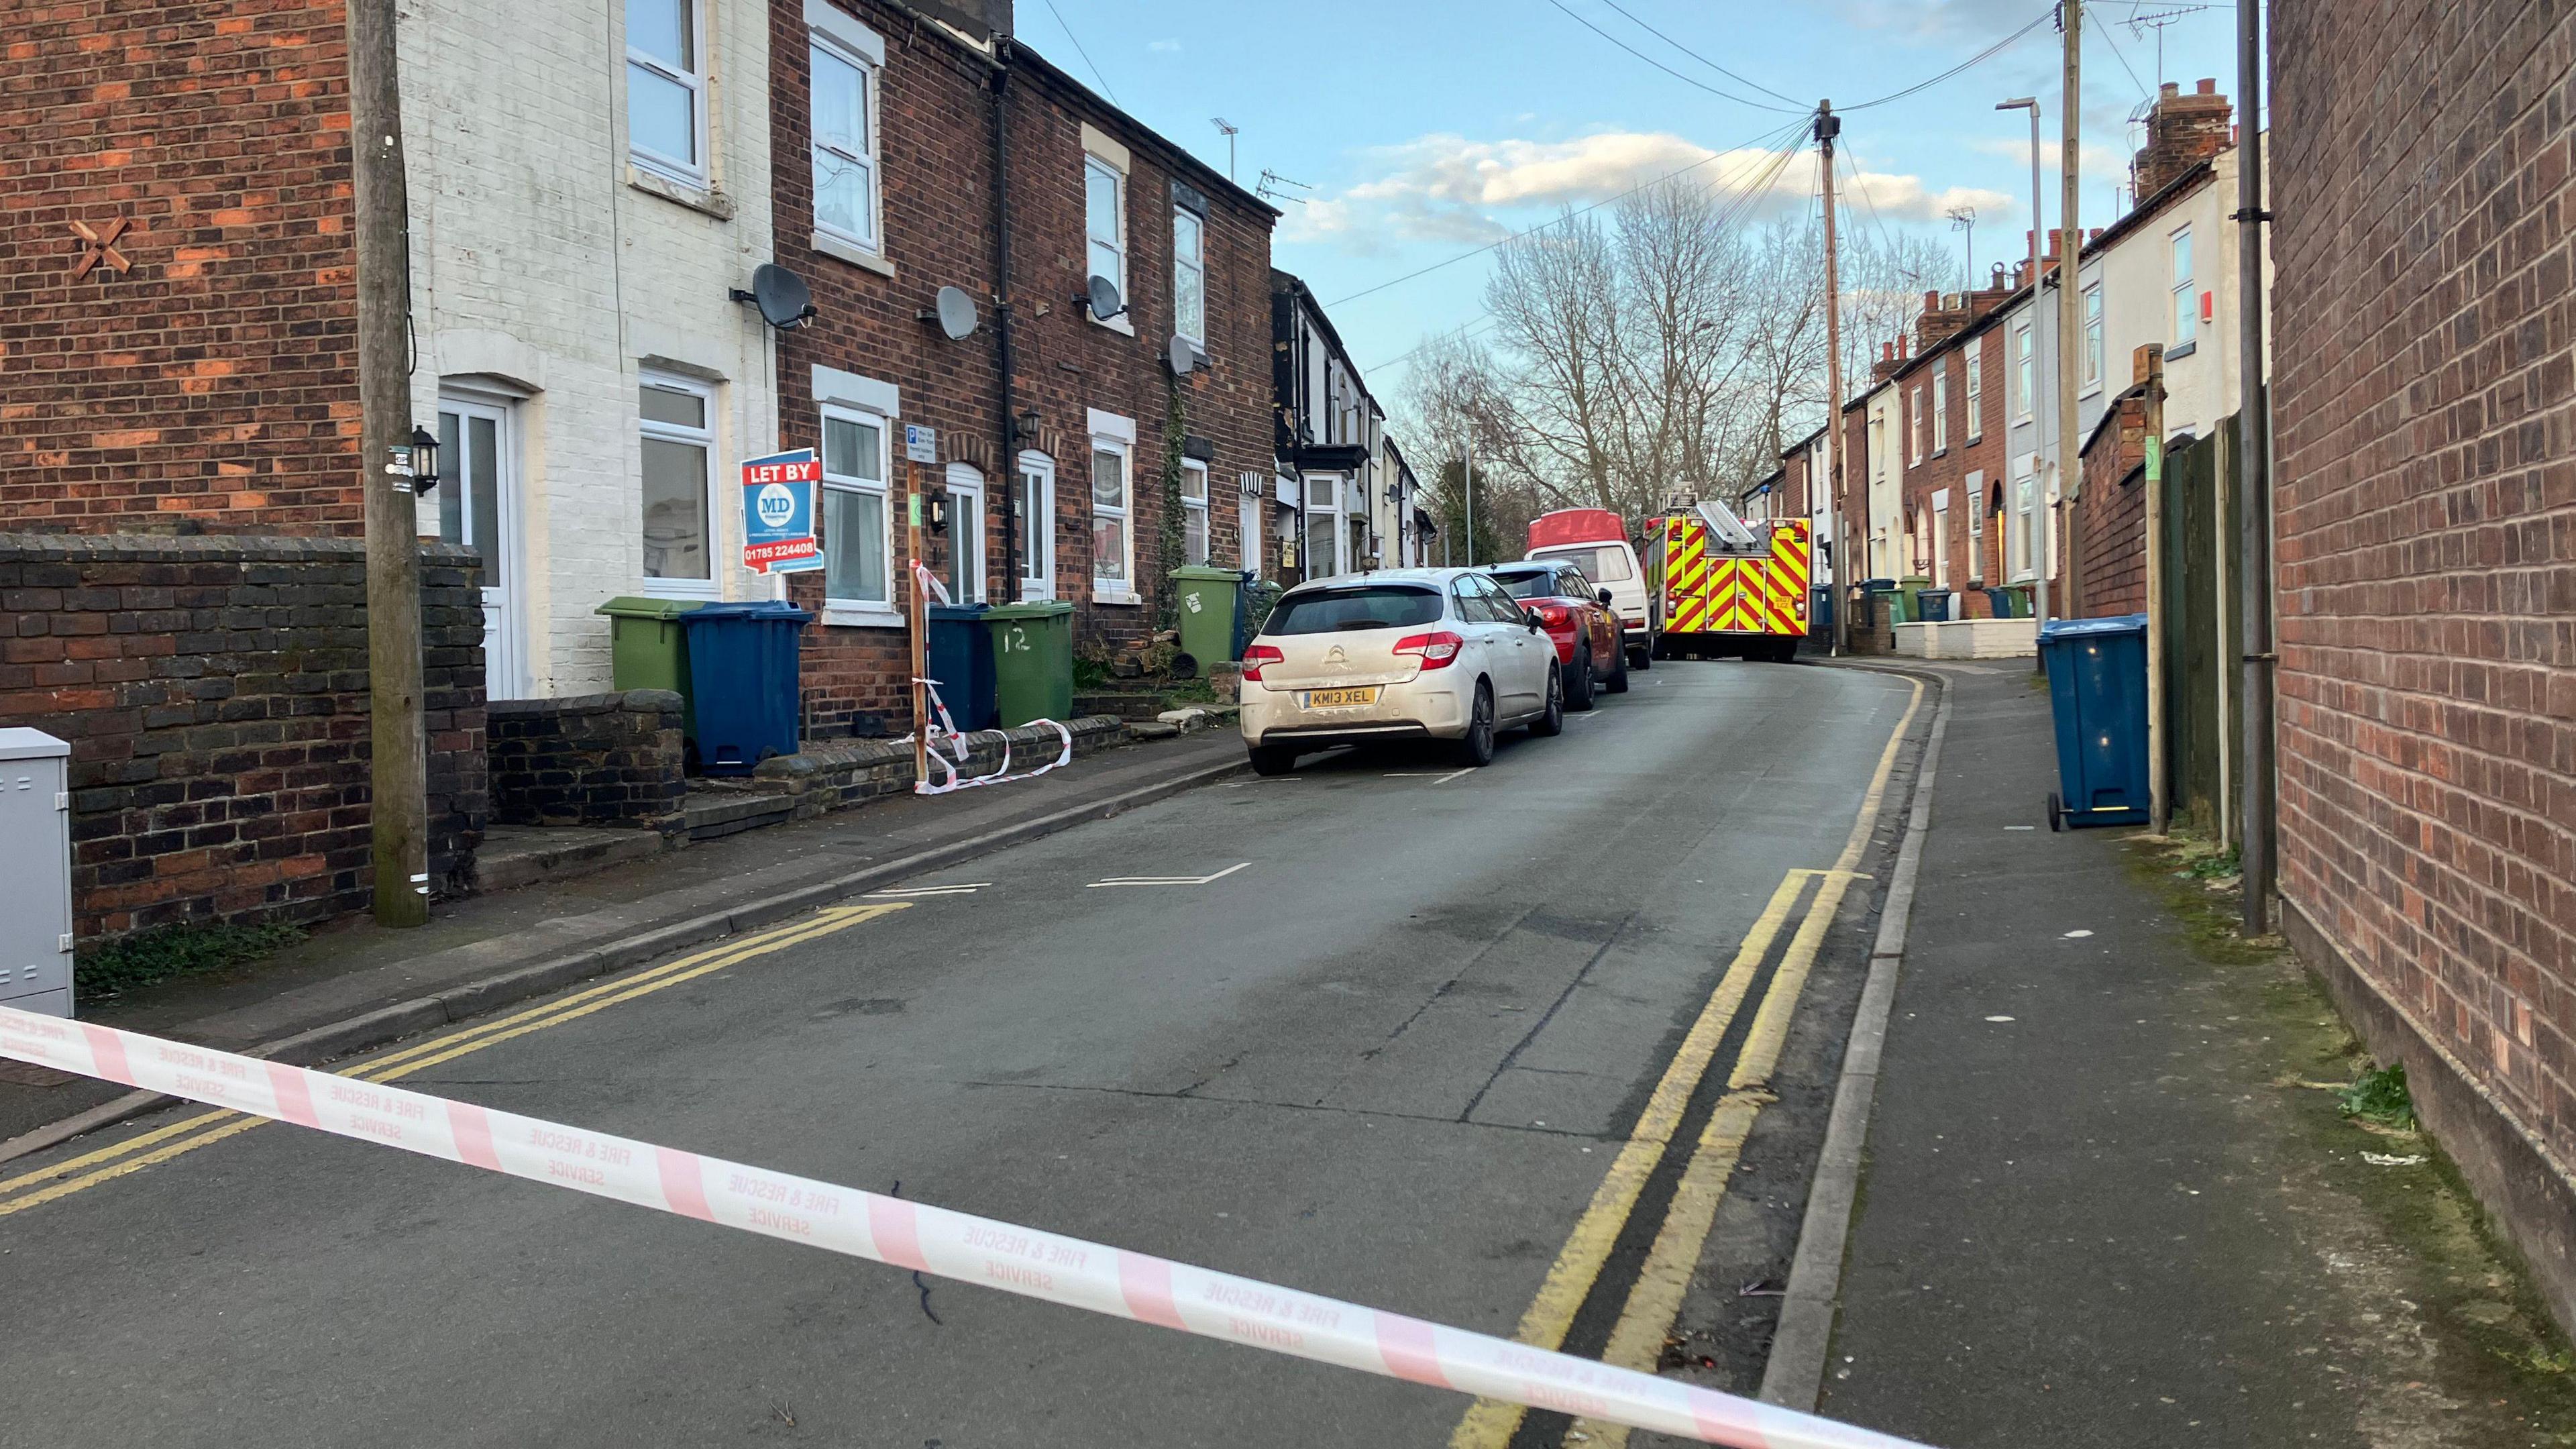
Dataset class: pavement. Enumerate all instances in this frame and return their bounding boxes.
[0,659,1920,1448]
[1807,660,2573,1449]
[0,727,1250,1151]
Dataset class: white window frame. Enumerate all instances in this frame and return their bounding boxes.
[1931,486,1951,588]
[638,372,718,600]
[626,0,708,185]
[820,402,898,625]
[943,462,986,605]
[1966,349,1984,441]
[1965,469,1986,584]
[2082,282,2104,390]
[1088,409,1138,601]
[2169,226,2196,347]
[1909,386,1926,466]
[1083,155,1130,335]
[1173,205,1206,351]
[1933,366,1949,453]
[2012,456,2039,581]
[2012,323,2035,422]
[1180,458,1210,566]
[1016,449,1057,602]
[808,24,884,258]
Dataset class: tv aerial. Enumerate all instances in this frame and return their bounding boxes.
[1254,169,1311,206]
[730,264,816,330]
[920,284,980,341]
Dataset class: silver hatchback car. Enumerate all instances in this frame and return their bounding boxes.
[1238,568,1565,775]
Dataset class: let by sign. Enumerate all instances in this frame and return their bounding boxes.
[741,449,824,574]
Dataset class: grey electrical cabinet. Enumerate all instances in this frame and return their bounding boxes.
[0,729,73,1018]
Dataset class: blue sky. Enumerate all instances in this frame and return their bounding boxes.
[1024,0,2251,389]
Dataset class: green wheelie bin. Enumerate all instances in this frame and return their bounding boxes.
[1169,565,1249,672]
[595,596,702,733]
[983,600,1075,728]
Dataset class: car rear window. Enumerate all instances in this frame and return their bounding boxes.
[1263,585,1444,635]
[1493,570,1575,600]
[1534,544,1633,582]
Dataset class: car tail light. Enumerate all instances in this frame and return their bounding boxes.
[1392,631,1464,669]
[1536,604,1570,628]
[1241,644,1284,682]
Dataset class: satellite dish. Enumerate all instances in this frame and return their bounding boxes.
[1165,333,1198,376]
[932,285,979,341]
[1081,274,1126,321]
[733,264,816,330]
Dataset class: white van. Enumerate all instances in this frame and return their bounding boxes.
[1526,509,1655,669]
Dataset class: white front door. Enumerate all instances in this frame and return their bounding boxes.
[945,462,985,604]
[437,394,524,699]
[1932,492,1951,590]
[1016,451,1054,601]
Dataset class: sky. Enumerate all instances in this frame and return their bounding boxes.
[1022,0,2253,400]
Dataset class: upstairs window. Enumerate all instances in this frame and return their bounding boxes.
[1173,207,1206,350]
[1085,158,1126,305]
[1966,351,1984,441]
[810,37,881,251]
[2012,323,2034,421]
[1933,367,1949,453]
[1910,386,1926,466]
[627,0,705,182]
[2084,283,2104,387]
[2169,227,2195,345]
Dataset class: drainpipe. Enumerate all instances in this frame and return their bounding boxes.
[990,49,1018,603]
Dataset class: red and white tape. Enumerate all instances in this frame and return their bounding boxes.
[904,559,1075,796]
[0,1005,1929,1449]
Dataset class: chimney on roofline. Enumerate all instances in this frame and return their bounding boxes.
[2132,76,2234,201]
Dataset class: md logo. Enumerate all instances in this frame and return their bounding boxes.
[755,482,798,529]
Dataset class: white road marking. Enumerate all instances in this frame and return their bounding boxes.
[1086,861,1252,889]
[865,883,989,898]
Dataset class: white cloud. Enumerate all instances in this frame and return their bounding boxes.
[1284,130,2013,253]
[1966,135,2131,193]
[1146,38,1181,53]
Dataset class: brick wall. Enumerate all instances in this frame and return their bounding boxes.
[1892,320,2010,615]
[0,535,485,941]
[2272,0,2576,1328]
[2073,386,2149,616]
[487,691,684,834]
[1,1,361,534]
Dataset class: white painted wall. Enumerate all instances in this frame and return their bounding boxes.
[400,0,777,698]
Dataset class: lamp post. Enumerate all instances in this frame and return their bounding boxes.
[1997,96,2049,633]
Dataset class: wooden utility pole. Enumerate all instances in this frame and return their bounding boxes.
[2139,343,2168,835]
[352,0,428,927]
[2235,0,2276,932]
[1817,101,1849,655]
[907,461,930,789]
[2055,0,2086,618]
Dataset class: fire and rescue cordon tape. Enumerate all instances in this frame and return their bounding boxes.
[0,1004,1931,1448]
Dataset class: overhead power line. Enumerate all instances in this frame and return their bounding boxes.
[1542,0,1806,112]
[1040,0,1119,105]
[1590,0,1808,106]
[1845,6,2058,110]
[1326,113,1813,307]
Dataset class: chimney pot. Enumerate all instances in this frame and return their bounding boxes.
[2196,76,2216,95]
[1925,289,1941,310]
[2089,227,2102,241]
[1882,341,1894,362]
[2160,81,2180,99]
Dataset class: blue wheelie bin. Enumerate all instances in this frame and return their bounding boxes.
[678,601,812,775]
[2038,613,2150,830]
[925,602,997,733]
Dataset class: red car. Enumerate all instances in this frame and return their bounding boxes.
[1487,559,1629,709]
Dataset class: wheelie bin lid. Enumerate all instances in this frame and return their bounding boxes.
[983,600,1074,621]
[2038,612,2147,641]
[595,596,704,620]
[928,602,991,622]
[678,600,814,625]
[1170,565,1250,582]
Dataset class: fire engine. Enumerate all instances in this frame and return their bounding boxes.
[1648,497,1811,662]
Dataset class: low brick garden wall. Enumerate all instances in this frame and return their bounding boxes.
[487,690,686,837]
[0,534,486,941]
[752,714,1126,816]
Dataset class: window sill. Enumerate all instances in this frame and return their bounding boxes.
[1092,588,1142,606]
[627,166,736,221]
[1087,311,1136,338]
[812,230,895,277]
[2081,382,2103,400]
[822,604,904,629]
[1931,447,1948,460]
[2166,339,2198,360]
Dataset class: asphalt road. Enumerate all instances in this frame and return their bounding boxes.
[0,660,1915,1448]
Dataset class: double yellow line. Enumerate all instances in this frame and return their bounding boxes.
[0,904,905,1220]
[1450,678,1921,1449]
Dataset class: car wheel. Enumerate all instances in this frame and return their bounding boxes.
[1567,649,1597,710]
[1454,682,1498,766]
[1529,665,1565,737]
[1248,744,1299,777]
[1633,640,1654,670]
[1606,643,1631,694]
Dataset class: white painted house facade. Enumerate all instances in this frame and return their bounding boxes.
[398,0,782,699]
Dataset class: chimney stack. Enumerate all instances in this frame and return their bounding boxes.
[2131,76,2234,201]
